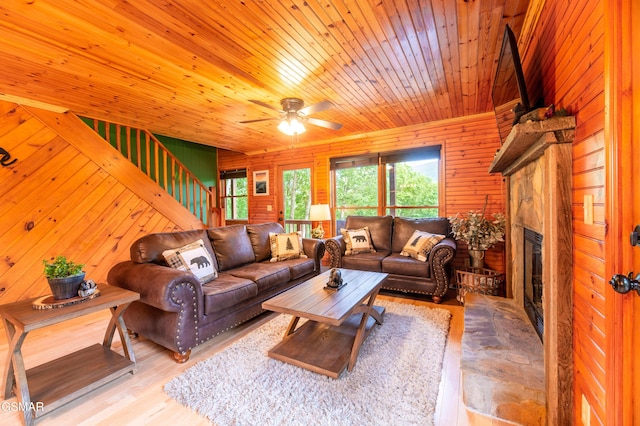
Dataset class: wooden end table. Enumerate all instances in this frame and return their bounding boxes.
[0,284,139,426]
[262,269,387,378]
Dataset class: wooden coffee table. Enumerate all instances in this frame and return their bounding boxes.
[262,268,387,378]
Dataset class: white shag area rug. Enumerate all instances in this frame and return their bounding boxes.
[164,299,451,426]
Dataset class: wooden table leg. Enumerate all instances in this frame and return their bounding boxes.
[284,316,300,338]
[2,317,34,425]
[103,303,136,367]
[348,290,383,372]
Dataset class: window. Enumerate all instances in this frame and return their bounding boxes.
[220,169,248,221]
[331,147,440,232]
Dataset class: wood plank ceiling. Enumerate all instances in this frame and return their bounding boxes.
[0,0,530,154]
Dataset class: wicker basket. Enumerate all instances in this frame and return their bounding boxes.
[456,267,504,304]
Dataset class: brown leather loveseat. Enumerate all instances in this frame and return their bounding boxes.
[325,216,455,303]
[107,222,324,362]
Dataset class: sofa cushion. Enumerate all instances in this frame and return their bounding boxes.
[345,215,393,252]
[392,217,451,253]
[399,230,445,262]
[341,227,376,255]
[247,222,286,262]
[201,273,258,315]
[130,229,217,269]
[162,239,218,284]
[208,225,255,271]
[269,231,307,262]
[341,251,390,272]
[277,257,316,280]
[229,262,291,293]
[382,253,431,278]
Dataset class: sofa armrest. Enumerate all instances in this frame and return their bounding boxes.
[107,261,203,314]
[325,235,346,268]
[427,238,457,295]
[302,238,325,271]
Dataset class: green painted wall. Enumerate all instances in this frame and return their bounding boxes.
[154,134,217,189]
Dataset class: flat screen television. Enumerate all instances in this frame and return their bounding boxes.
[492,24,531,144]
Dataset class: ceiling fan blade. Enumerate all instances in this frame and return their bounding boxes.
[238,117,279,124]
[299,100,334,116]
[248,99,282,112]
[306,117,343,130]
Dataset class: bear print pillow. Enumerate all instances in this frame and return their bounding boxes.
[162,239,218,284]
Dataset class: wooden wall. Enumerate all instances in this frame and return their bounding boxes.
[218,112,506,273]
[0,101,204,304]
[522,0,607,424]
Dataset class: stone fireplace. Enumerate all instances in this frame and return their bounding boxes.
[461,116,575,425]
[503,116,575,424]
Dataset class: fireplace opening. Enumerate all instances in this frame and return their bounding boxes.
[524,228,543,341]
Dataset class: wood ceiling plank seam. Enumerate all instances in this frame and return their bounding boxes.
[457,0,480,117]
[475,0,504,114]
[0,1,288,128]
[110,0,269,89]
[381,0,443,121]
[317,0,409,124]
[286,3,399,130]
[282,2,398,123]
[380,1,439,121]
[297,0,401,127]
[430,0,464,118]
[220,0,344,100]
[406,0,453,120]
[348,0,430,126]
[0,10,185,94]
[370,0,437,121]
[279,0,391,117]
[331,1,418,128]
[257,0,378,128]
[204,0,376,131]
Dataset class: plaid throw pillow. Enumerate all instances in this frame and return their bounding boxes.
[400,230,445,262]
[162,239,218,283]
[269,232,307,262]
[341,227,376,255]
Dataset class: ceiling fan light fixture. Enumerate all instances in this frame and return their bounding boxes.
[278,117,306,135]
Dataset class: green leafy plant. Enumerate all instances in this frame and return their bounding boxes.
[449,198,505,251]
[42,256,84,279]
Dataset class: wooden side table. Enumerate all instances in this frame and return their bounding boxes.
[0,284,139,425]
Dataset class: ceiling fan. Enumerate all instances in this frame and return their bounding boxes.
[239,98,343,135]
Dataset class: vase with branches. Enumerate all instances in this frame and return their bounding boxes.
[449,196,505,268]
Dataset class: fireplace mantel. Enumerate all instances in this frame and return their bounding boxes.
[489,116,576,175]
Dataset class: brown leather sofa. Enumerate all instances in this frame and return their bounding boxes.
[325,216,456,303]
[107,222,324,362]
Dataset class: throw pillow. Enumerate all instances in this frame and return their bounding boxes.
[400,230,445,262]
[269,231,307,262]
[162,239,218,283]
[341,226,376,255]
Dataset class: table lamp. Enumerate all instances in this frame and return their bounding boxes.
[309,204,331,239]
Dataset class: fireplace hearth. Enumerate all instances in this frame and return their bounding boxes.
[524,228,543,341]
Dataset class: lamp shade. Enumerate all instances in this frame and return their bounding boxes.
[309,204,331,221]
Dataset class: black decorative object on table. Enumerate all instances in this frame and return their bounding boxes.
[324,268,346,291]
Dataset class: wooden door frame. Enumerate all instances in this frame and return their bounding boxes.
[275,161,315,230]
[604,0,638,424]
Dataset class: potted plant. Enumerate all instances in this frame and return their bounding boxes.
[449,199,506,269]
[43,255,85,299]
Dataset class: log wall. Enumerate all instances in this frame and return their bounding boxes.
[0,101,203,304]
[218,112,506,273]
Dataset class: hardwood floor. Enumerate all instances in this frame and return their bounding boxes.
[0,290,467,426]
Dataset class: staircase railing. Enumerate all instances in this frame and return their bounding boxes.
[85,118,215,227]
